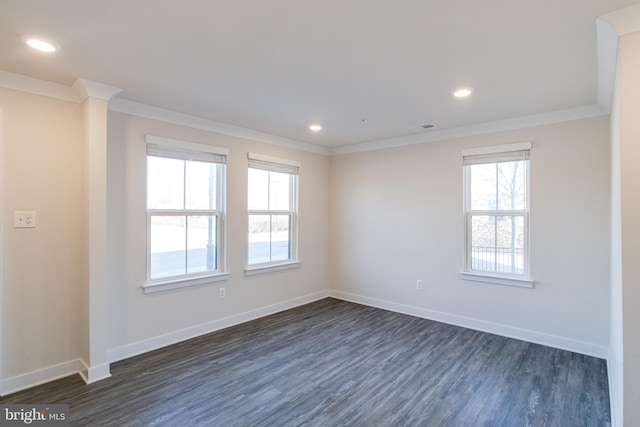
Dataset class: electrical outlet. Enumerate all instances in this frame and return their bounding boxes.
[14,211,36,228]
[416,280,423,290]
[219,287,226,299]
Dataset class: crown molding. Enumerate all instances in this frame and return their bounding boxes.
[0,69,328,155]
[600,3,640,37]
[1,7,637,157]
[596,18,618,114]
[0,69,76,102]
[108,98,330,156]
[72,78,121,102]
[330,104,608,156]
[0,71,122,103]
[0,69,608,157]
[596,4,640,114]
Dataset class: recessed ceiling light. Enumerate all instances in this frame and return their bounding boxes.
[22,35,60,53]
[309,124,322,132]
[453,88,473,98]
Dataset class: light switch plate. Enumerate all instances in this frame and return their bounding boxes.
[14,211,36,228]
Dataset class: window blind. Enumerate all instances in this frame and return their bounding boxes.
[248,152,299,175]
[462,142,531,166]
[146,135,227,164]
[463,149,530,166]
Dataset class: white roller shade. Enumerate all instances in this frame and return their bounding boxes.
[462,142,530,165]
[248,152,299,175]
[146,135,227,164]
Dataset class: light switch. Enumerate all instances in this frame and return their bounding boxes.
[14,211,36,228]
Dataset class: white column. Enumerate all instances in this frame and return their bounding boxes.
[617,33,640,426]
[73,79,121,383]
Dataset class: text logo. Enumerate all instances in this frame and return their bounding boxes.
[0,404,69,426]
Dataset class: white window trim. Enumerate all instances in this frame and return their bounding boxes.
[244,261,301,276]
[143,272,230,294]
[247,152,299,269]
[458,271,534,288]
[461,141,533,288]
[145,135,228,293]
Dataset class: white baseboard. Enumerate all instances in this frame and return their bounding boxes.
[607,355,621,427]
[0,290,328,396]
[107,290,330,363]
[0,359,81,397]
[77,359,111,385]
[329,290,608,359]
[2,289,606,398]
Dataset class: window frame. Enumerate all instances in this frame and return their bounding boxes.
[144,135,229,293]
[245,152,300,275]
[459,142,534,288]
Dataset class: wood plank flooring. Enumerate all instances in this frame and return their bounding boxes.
[0,298,610,426]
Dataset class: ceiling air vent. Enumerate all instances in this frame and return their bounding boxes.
[408,123,436,131]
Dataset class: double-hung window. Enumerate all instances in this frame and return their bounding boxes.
[461,142,533,287]
[145,136,228,292]
[246,153,299,273]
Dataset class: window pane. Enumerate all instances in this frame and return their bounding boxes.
[496,215,524,274]
[185,161,216,210]
[149,216,186,279]
[471,215,496,272]
[269,172,291,210]
[248,168,269,210]
[271,215,291,261]
[148,156,184,209]
[497,161,526,210]
[469,163,497,211]
[248,214,271,264]
[471,215,524,275]
[187,215,217,274]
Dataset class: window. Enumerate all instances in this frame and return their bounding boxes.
[461,142,533,287]
[145,136,228,292]
[247,153,299,273]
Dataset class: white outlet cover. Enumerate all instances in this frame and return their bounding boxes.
[14,211,36,228]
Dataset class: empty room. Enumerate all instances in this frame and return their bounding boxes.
[0,1,639,426]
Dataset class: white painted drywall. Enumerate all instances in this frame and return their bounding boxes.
[0,108,4,391]
[329,116,611,353]
[609,38,624,427]
[613,30,640,427]
[0,87,83,379]
[0,75,622,408]
[106,111,330,351]
[79,94,112,382]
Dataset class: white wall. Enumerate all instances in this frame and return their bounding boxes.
[330,116,611,356]
[106,112,330,357]
[0,88,83,383]
[0,75,620,410]
[609,35,624,427]
[611,30,640,427]
[0,84,330,393]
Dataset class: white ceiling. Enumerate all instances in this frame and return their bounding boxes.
[0,0,637,149]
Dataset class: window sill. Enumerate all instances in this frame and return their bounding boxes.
[459,271,534,288]
[245,261,301,276]
[143,272,230,294]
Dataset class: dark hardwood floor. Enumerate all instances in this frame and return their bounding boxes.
[0,298,610,426]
